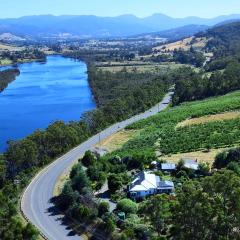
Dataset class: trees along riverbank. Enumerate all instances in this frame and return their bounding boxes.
[0,68,20,92]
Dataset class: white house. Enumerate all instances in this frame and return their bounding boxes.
[128,171,174,199]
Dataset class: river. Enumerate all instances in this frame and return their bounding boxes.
[0,55,96,152]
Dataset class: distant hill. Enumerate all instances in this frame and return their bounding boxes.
[0,13,240,38]
[0,33,25,41]
[137,24,209,41]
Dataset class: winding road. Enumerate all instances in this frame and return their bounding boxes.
[21,91,173,240]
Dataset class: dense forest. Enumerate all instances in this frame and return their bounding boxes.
[0,68,20,92]
[172,61,240,105]
[86,65,173,129]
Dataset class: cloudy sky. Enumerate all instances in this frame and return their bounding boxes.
[0,0,240,18]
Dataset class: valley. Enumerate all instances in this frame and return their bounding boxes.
[1,12,240,240]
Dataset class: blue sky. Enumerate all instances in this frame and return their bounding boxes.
[0,0,240,18]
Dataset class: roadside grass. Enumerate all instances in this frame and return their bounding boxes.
[176,111,240,128]
[53,158,79,197]
[96,129,140,152]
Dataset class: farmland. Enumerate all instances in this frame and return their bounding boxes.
[114,91,240,163]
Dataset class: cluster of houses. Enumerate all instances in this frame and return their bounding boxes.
[128,158,199,199]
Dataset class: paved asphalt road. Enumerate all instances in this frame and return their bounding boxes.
[21,91,173,240]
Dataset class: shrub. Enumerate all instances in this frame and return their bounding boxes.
[108,174,122,193]
[117,198,138,214]
[98,202,110,217]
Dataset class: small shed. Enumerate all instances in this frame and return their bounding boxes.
[117,212,126,221]
[182,158,199,170]
[161,163,176,172]
[90,147,108,158]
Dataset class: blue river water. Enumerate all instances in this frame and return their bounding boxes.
[0,55,96,152]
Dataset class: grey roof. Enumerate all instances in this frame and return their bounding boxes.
[161,163,176,170]
[129,171,160,192]
[158,180,174,189]
[181,158,199,170]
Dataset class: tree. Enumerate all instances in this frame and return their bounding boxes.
[214,148,240,169]
[22,223,39,240]
[98,202,110,217]
[0,156,6,188]
[81,151,96,167]
[172,170,240,239]
[139,194,172,236]
[71,165,90,194]
[105,217,116,234]
[117,199,138,214]
[108,174,122,194]
[6,139,38,177]
[57,182,79,211]
[198,162,210,176]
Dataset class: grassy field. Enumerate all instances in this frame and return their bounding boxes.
[0,43,24,51]
[97,62,188,73]
[161,147,232,166]
[0,58,13,66]
[177,111,240,128]
[96,129,140,152]
[153,37,209,52]
[108,91,240,166]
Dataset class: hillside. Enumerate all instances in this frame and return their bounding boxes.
[121,91,240,161]
[0,13,240,38]
[199,21,240,58]
[143,21,240,105]
[59,91,240,239]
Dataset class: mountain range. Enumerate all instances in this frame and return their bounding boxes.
[0,13,240,38]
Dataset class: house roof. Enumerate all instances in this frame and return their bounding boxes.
[158,180,174,189]
[129,171,160,192]
[129,171,174,192]
[182,159,199,170]
[161,163,176,170]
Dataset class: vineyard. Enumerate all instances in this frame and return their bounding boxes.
[116,91,240,157]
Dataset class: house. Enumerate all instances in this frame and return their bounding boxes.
[161,163,176,172]
[182,158,199,170]
[128,171,174,199]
